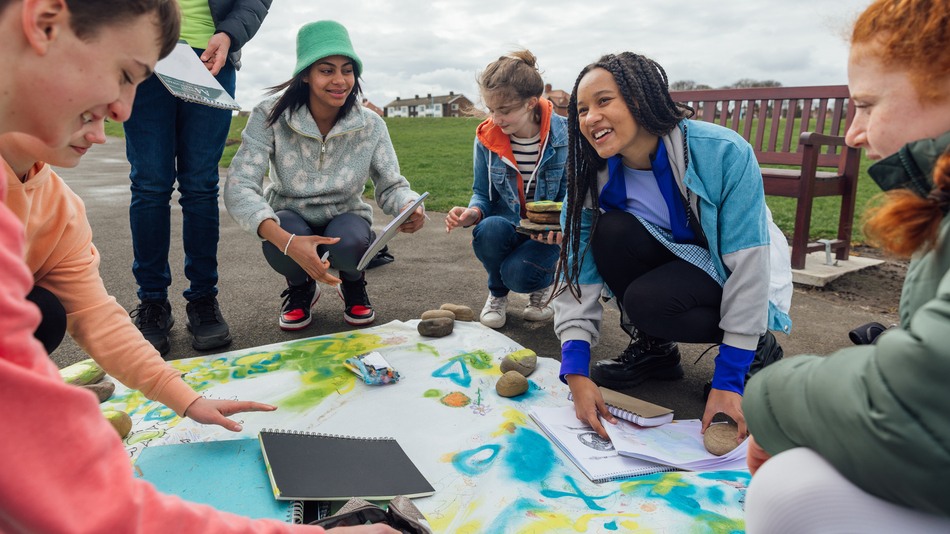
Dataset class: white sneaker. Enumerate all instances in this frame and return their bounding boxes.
[523,285,554,322]
[480,294,508,329]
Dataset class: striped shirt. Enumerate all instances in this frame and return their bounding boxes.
[510,133,540,199]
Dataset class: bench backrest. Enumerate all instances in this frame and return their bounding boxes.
[670,85,854,171]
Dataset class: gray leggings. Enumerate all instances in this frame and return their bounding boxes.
[746,448,950,533]
[262,210,372,285]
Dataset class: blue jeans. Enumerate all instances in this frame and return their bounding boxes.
[471,216,559,297]
[124,49,236,302]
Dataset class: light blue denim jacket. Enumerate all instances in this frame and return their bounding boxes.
[468,102,569,223]
[555,119,794,389]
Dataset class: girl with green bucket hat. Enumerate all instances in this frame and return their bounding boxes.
[225,20,425,332]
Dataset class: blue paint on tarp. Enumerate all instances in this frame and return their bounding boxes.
[503,427,556,483]
[452,444,501,476]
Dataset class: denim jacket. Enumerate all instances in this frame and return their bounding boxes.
[555,119,794,392]
[468,98,568,224]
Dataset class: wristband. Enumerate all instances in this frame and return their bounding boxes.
[283,233,296,255]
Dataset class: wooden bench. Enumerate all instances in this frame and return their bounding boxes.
[670,85,861,269]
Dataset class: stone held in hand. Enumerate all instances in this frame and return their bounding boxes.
[500,349,537,377]
[421,309,455,320]
[703,422,740,456]
[418,317,454,337]
[496,370,529,398]
[82,380,116,403]
[439,303,474,321]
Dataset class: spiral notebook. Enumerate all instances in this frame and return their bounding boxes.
[133,438,294,522]
[568,387,674,427]
[258,429,435,501]
[529,405,676,483]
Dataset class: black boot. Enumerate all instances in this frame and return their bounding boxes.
[745,330,784,381]
[590,331,683,390]
[704,331,784,400]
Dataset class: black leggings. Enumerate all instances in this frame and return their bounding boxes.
[263,210,372,285]
[26,285,66,354]
[591,210,723,343]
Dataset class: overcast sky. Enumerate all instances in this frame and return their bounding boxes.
[232,0,873,112]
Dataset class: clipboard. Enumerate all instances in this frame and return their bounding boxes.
[356,192,429,271]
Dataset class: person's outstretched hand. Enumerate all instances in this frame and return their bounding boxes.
[445,206,480,233]
[566,374,617,439]
[200,32,231,75]
[701,388,747,442]
[287,235,341,285]
[746,435,771,475]
[183,397,276,432]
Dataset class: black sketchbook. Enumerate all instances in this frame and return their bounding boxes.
[258,429,435,501]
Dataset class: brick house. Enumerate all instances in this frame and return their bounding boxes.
[544,83,569,117]
[383,92,475,118]
[361,98,384,117]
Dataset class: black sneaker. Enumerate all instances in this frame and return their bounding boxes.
[279,281,320,331]
[185,295,232,351]
[130,299,174,356]
[746,330,784,380]
[590,333,684,389]
[703,331,785,400]
[337,276,375,326]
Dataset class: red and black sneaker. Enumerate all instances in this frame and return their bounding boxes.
[279,281,319,331]
[337,276,375,326]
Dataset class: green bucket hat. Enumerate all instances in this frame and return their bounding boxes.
[293,20,363,77]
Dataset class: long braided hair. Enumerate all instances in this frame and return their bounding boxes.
[555,52,693,300]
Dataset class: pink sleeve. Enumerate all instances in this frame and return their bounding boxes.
[30,174,199,414]
[0,188,321,533]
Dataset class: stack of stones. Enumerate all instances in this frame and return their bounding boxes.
[59,358,131,437]
[495,349,538,398]
[417,303,475,337]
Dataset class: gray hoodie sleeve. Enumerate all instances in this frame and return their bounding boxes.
[366,113,418,217]
[224,101,278,239]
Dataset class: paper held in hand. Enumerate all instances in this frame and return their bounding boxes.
[356,192,429,271]
[154,42,240,110]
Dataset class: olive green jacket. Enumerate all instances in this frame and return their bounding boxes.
[744,132,950,517]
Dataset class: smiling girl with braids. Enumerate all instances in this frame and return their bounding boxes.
[552,52,792,440]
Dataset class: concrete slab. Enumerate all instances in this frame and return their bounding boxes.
[791,251,885,287]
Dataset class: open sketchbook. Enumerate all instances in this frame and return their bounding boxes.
[154,42,240,110]
[528,405,676,483]
[603,419,749,471]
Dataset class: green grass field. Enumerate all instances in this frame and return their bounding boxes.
[105,115,879,243]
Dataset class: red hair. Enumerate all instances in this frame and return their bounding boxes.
[854,0,950,256]
[864,150,950,256]
[851,0,950,103]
